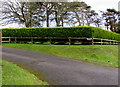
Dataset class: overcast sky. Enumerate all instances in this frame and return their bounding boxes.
[82,0,119,12]
[0,0,119,28]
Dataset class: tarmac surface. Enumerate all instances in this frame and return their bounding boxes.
[2,47,118,85]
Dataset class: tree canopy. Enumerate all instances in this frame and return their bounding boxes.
[1,0,120,33]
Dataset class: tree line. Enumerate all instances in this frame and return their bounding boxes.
[1,0,120,33]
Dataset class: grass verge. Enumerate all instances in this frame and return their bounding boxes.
[1,59,48,85]
[0,60,2,86]
[2,44,119,67]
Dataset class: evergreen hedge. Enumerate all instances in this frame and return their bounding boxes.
[92,27,120,41]
[2,26,120,41]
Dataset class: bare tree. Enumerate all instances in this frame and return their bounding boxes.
[1,0,44,27]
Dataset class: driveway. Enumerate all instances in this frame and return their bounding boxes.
[2,47,118,85]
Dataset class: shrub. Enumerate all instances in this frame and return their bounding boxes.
[2,26,120,41]
[92,27,120,41]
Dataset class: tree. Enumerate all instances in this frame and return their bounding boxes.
[68,2,88,26]
[51,2,72,27]
[68,2,99,26]
[42,2,54,27]
[115,14,120,33]
[102,9,120,32]
[1,0,45,27]
[87,10,102,27]
[1,0,102,28]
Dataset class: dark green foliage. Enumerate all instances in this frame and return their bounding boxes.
[115,28,120,34]
[2,26,120,41]
[2,26,92,37]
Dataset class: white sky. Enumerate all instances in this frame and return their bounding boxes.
[0,0,119,28]
[82,0,119,12]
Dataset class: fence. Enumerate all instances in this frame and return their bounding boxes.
[1,37,120,45]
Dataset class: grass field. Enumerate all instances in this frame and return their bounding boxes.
[3,44,119,67]
[0,60,2,86]
[1,59,48,85]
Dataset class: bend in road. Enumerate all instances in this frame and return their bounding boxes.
[2,47,118,85]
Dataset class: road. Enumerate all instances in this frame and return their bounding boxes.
[2,47,118,85]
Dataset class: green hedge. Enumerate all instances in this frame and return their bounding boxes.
[2,26,92,37]
[92,27,120,41]
[2,26,120,41]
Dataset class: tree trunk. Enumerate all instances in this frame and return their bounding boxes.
[61,19,64,27]
[55,11,59,26]
[46,13,49,27]
[25,22,29,27]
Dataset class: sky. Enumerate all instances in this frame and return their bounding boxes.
[82,0,119,12]
[0,0,119,28]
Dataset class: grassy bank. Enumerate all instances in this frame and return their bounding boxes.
[1,59,48,85]
[0,60,2,86]
[3,44,118,67]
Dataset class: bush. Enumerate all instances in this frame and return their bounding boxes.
[92,27,120,41]
[2,26,120,41]
[2,26,92,37]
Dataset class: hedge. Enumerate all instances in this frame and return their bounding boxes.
[2,26,120,41]
[92,27,120,41]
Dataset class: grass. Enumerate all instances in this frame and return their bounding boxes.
[1,59,48,85]
[2,44,119,67]
[0,60,2,87]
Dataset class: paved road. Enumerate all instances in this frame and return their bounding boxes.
[2,47,118,85]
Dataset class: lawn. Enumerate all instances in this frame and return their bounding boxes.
[1,59,48,85]
[0,60,1,87]
[3,44,119,67]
